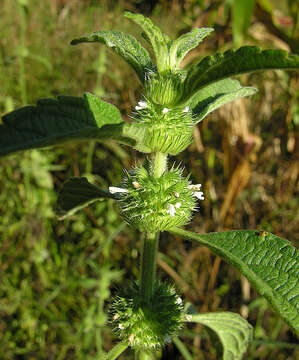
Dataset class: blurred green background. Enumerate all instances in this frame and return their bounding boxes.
[0,0,298,359]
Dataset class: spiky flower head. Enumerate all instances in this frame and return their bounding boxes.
[145,70,185,106]
[109,165,204,232]
[110,282,184,351]
[132,98,194,155]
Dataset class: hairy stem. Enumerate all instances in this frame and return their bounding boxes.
[140,232,159,302]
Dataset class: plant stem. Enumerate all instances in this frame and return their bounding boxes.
[105,340,128,360]
[139,152,167,302]
[140,231,159,302]
[151,152,167,178]
[139,352,152,360]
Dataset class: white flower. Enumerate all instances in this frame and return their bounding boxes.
[185,315,192,321]
[174,191,180,198]
[118,323,124,329]
[188,184,202,190]
[166,203,176,217]
[176,297,182,305]
[162,107,169,114]
[175,202,181,208]
[135,100,148,110]
[109,186,129,194]
[193,191,204,200]
[183,106,190,113]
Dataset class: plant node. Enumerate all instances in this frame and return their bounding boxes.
[110,282,184,351]
[109,165,203,232]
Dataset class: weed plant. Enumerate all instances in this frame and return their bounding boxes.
[0,1,299,359]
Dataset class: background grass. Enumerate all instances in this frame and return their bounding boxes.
[0,0,298,359]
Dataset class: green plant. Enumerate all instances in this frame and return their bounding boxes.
[1,11,299,360]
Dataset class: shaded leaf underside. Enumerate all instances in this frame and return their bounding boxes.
[170,228,299,335]
[187,312,253,360]
[189,78,257,123]
[56,177,114,219]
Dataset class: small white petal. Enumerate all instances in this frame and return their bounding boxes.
[128,334,134,344]
[166,203,176,217]
[109,186,129,194]
[193,191,204,200]
[185,315,192,321]
[113,314,119,320]
[183,106,190,113]
[162,107,169,114]
[174,192,180,198]
[188,183,202,190]
[175,202,181,208]
[138,100,148,108]
[118,323,124,329]
[176,297,182,305]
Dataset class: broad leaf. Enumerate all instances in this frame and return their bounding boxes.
[71,31,154,83]
[184,46,299,97]
[124,12,170,73]
[169,27,214,69]
[0,93,142,157]
[170,228,299,335]
[56,177,114,219]
[187,79,257,123]
[186,312,252,360]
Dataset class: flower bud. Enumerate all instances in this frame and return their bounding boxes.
[145,71,185,106]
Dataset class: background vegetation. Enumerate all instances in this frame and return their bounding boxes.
[0,0,298,359]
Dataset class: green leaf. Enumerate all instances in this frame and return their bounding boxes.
[169,27,214,68]
[0,93,140,157]
[170,228,299,335]
[56,177,114,219]
[185,46,299,97]
[71,30,154,83]
[186,312,253,360]
[124,12,170,73]
[188,78,257,123]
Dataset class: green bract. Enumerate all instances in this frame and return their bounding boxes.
[133,100,194,155]
[116,166,198,232]
[110,282,184,351]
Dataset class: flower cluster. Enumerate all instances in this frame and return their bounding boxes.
[131,97,194,155]
[109,165,204,232]
[110,282,184,351]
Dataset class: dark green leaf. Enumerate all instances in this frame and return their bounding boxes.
[71,30,154,83]
[56,177,114,219]
[185,46,299,97]
[186,312,253,360]
[0,93,143,157]
[170,228,299,335]
[188,79,257,123]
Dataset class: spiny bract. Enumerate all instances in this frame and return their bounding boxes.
[110,282,184,351]
[113,165,200,232]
